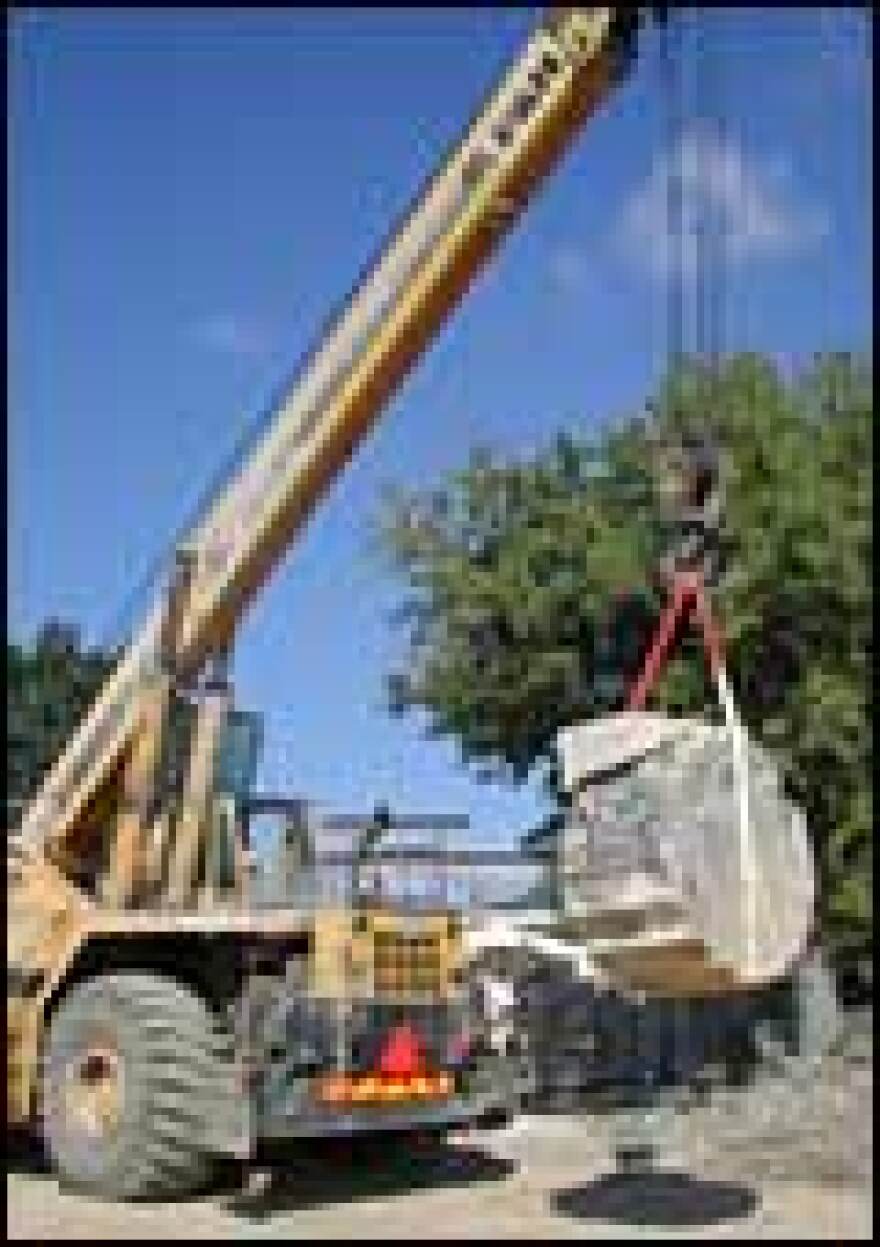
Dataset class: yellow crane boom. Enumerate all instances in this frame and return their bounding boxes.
[18,9,645,873]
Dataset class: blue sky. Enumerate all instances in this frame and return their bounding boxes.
[7,9,872,847]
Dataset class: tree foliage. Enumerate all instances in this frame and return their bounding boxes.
[6,621,118,825]
[381,353,872,969]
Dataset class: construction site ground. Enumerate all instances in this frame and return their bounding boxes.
[8,1017,872,1241]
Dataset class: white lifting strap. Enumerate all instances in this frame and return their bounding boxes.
[712,658,757,982]
[691,574,758,982]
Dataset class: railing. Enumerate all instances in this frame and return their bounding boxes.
[240,803,559,912]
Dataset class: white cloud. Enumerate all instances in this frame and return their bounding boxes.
[190,311,269,359]
[616,121,828,281]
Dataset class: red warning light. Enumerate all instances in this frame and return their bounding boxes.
[377,1023,427,1080]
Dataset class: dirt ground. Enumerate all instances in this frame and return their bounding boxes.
[7,1101,873,1241]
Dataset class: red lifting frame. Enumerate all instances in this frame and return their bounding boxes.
[626,569,726,712]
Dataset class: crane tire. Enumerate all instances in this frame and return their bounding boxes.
[40,972,234,1201]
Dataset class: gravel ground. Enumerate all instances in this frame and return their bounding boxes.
[8,1043,872,1241]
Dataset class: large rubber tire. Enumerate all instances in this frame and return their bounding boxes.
[41,972,234,1201]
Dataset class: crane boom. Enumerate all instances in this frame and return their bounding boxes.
[18,9,644,865]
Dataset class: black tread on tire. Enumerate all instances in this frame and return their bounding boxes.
[41,972,234,1201]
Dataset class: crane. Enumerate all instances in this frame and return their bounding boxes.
[8,9,653,1199]
[8,7,814,1202]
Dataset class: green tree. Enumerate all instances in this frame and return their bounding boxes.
[6,621,118,825]
[381,353,872,975]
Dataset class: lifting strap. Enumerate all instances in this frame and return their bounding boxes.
[626,567,758,978]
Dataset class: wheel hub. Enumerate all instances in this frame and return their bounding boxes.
[63,1038,122,1140]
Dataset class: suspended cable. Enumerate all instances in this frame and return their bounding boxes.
[662,12,685,373]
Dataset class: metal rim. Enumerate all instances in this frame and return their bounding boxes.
[61,1036,123,1141]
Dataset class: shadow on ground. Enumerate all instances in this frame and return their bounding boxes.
[552,1167,759,1229]
[225,1136,516,1220]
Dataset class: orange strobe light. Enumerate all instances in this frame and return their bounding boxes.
[314,1070,453,1105]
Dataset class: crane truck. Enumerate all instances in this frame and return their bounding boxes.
[8,7,816,1201]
